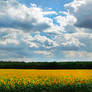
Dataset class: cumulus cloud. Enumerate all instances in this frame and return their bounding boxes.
[55,0,92,50]
[0,28,20,45]
[0,0,55,32]
[22,33,59,48]
[43,11,57,15]
[52,0,92,61]
[63,51,92,60]
[0,0,92,61]
[65,0,92,29]
[0,0,59,48]
[33,50,54,58]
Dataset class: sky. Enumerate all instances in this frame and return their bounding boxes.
[0,0,92,62]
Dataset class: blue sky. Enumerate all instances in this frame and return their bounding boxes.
[18,0,73,11]
[0,0,92,62]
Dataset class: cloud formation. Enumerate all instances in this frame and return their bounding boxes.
[65,0,92,29]
[0,0,92,61]
[0,0,53,32]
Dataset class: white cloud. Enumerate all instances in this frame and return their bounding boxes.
[55,12,77,32]
[56,12,77,27]
[54,33,85,50]
[0,28,19,45]
[0,0,57,33]
[22,33,59,48]
[0,0,92,61]
[65,0,92,29]
[64,0,85,12]
[63,51,92,60]
[54,0,92,52]
[43,11,57,15]
[34,50,53,57]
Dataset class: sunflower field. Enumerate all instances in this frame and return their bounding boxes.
[0,69,92,92]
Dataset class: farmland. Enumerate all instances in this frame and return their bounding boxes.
[0,69,92,92]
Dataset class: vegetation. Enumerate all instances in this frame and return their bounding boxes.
[0,61,92,69]
[0,69,92,92]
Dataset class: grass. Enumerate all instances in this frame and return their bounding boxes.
[0,69,92,92]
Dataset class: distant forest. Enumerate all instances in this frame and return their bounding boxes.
[0,61,92,69]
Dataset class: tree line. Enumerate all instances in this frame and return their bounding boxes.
[0,61,92,69]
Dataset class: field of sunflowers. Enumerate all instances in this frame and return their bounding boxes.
[0,69,92,92]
